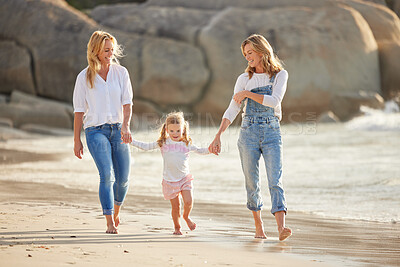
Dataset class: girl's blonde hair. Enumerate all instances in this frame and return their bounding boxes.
[86,30,123,88]
[241,34,284,79]
[157,112,192,147]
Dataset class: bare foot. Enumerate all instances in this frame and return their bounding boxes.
[184,217,197,231]
[279,227,292,241]
[114,215,120,227]
[106,224,118,234]
[173,228,183,235]
[255,222,267,239]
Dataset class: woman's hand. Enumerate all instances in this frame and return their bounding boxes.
[233,91,248,104]
[209,135,222,155]
[121,124,132,144]
[74,139,84,159]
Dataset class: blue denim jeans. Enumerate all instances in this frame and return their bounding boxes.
[237,116,287,214]
[85,123,131,215]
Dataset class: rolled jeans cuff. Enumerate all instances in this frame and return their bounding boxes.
[103,208,114,215]
[271,207,287,215]
[114,200,123,206]
[247,203,263,211]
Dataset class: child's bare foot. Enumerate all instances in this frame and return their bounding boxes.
[106,224,118,234]
[255,221,267,239]
[278,227,292,241]
[173,228,183,235]
[183,217,196,231]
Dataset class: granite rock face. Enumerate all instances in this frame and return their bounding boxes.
[0,0,399,126]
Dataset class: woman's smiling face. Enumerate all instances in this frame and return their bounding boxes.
[98,39,114,66]
[243,43,263,70]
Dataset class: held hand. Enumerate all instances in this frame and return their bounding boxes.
[74,139,84,159]
[121,124,132,144]
[209,136,221,156]
[233,91,248,104]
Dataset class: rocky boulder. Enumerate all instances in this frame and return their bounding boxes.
[378,41,400,98]
[10,90,73,119]
[0,102,72,129]
[343,0,400,45]
[0,40,35,95]
[0,0,97,102]
[140,37,209,106]
[91,4,216,44]
[330,91,385,121]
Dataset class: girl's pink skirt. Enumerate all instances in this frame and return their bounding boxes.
[162,174,193,200]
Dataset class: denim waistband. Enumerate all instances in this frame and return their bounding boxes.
[85,123,121,131]
[242,115,277,123]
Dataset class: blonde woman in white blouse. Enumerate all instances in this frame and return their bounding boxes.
[73,31,133,234]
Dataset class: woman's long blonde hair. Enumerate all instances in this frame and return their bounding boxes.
[241,34,284,79]
[157,112,192,147]
[86,30,123,88]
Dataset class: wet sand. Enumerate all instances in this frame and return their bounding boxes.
[0,180,399,266]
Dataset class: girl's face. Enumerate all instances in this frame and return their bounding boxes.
[243,43,263,71]
[167,123,183,142]
[98,39,114,66]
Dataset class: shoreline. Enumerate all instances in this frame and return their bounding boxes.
[1,180,399,266]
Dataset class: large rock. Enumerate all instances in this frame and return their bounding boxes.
[144,0,340,10]
[0,0,97,102]
[0,103,72,129]
[0,40,35,95]
[343,0,400,45]
[330,91,385,121]
[379,41,400,98]
[140,37,209,105]
[10,90,73,120]
[20,124,73,136]
[131,100,162,131]
[195,6,380,121]
[91,4,216,44]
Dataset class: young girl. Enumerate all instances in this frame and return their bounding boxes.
[131,112,210,235]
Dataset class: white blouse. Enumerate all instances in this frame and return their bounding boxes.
[73,64,133,129]
[222,70,288,122]
[131,138,209,182]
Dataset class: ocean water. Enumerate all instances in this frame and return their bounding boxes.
[1,102,399,223]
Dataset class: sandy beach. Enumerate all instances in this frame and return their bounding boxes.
[0,135,400,266]
[1,181,399,267]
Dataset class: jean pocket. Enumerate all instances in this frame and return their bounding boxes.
[268,118,280,130]
[240,120,252,130]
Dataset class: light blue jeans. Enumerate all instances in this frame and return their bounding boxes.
[85,123,131,215]
[237,116,287,214]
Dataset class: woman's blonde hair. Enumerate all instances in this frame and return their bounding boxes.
[86,30,123,88]
[241,34,284,79]
[157,111,192,147]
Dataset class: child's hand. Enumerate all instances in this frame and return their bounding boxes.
[209,137,221,155]
[121,124,132,144]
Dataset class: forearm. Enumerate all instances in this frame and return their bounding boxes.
[122,104,132,128]
[131,140,158,151]
[215,118,231,137]
[74,112,84,142]
[245,91,264,105]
